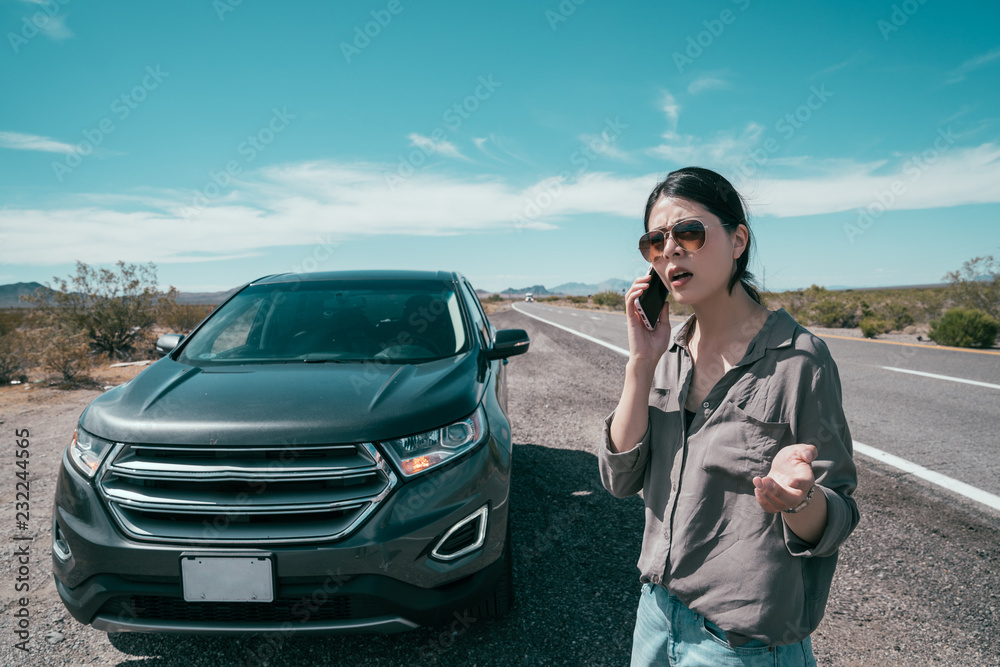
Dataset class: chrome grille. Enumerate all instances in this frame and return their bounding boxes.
[97,442,395,544]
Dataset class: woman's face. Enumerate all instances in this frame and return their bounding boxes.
[646,196,748,305]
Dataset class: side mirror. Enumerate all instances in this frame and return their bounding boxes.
[486,328,530,360]
[155,333,185,355]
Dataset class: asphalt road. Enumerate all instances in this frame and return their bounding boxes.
[513,301,1000,499]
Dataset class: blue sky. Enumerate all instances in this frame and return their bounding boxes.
[1,0,999,295]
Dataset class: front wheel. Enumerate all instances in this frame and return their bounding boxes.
[470,513,513,618]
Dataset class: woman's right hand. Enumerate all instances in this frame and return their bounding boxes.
[624,271,674,366]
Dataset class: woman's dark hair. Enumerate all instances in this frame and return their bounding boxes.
[643,166,762,305]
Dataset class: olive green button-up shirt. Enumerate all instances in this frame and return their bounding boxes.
[599,307,859,647]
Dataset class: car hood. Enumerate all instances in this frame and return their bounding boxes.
[80,352,489,446]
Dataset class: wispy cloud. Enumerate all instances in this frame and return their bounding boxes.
[407,133,468,160]
[749,143,1000,217]
[472,137,503,163]
[4,132,1000,267]
[809,52,867,78]
[946,47,1000,84]
[651,88,764,166]
[649,122,765,166]
[17,0,73,40]
[0,161,611,265]
[687,75,730,95]
[660,91,680,138]
[577,132,630,161]
[472,134,535,166]
[0,131,75,154]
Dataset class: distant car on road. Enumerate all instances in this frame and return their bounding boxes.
[524,293,534,302]
[52,269,530,636]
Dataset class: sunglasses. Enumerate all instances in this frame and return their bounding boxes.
[638,219,726,261]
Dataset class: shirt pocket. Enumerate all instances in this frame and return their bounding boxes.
[699,401,793,514]
[736,403,793,480]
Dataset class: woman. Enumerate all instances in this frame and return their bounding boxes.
[599,166,859,666]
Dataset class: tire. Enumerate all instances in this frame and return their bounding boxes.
[469,513,514,619]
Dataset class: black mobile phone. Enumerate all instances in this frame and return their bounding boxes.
[636,267,668,330]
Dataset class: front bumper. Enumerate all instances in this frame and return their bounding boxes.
[53,435,510,634]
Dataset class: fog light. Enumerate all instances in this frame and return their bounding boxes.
[52,515,72,562]
[430,505,488,561]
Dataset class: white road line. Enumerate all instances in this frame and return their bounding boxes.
[513,304,1000,513]
[853,441,1000,512]
[882,366,1000,390]
[511,303,629,356]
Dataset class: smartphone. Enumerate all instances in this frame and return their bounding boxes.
[636,267,668,330]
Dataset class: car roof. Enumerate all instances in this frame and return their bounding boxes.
[249,270,464,285]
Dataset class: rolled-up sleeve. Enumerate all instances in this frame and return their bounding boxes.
[598,408,651,498]
[784,350,860,558]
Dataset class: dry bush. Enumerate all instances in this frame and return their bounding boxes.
[592,291,625,310]
[0,329,29,384]
[20,260,178,362]
[929,308,999,348]
[944,256,999,319]
[159,302,213,334]
[32,325,95,387]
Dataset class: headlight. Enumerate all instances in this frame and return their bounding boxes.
[381,405,487,477]
[69,427,116,478]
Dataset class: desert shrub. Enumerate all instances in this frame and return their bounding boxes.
[33,326,94,386]
[0,330,29,384]
[486,294,503,303]
[876,302,915,331]
[908,288,947,322]
[810,296,860,328]
[791,285,860,328]
[0,309,28,332]
[859,317,891,338]
[591,291,624,309]
[540,295,560,302]
[944,256,1000,319]
[159,302,213,333]
[567,295,589,305]
[928,308,1000,348]
[773,290,809,323]
[21,260,178,362]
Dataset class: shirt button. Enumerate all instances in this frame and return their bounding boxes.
[702,401,710,409]
[651,575,660,584]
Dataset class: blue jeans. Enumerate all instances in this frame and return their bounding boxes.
[630,583,817,667]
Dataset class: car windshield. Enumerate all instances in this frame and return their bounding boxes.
[177,279,469,366]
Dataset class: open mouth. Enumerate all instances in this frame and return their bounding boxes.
[671,272,693,283]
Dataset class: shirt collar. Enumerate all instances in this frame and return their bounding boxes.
[669,307,798,366]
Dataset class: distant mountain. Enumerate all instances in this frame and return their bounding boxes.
[553,278,632,296]
[487,279,631,297]
[0,282,54,308]
[174,288,239,305]
[492,284,556,297]
[812,282,949,291]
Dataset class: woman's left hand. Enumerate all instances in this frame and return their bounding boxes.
[752,444,817,514]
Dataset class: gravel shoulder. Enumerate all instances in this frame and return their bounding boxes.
[1,311,997,666]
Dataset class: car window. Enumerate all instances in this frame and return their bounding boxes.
[459,281,491,347]
[202,295,270,355]
[177,280,469,366]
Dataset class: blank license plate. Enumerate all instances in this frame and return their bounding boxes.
[181,556,274,602]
